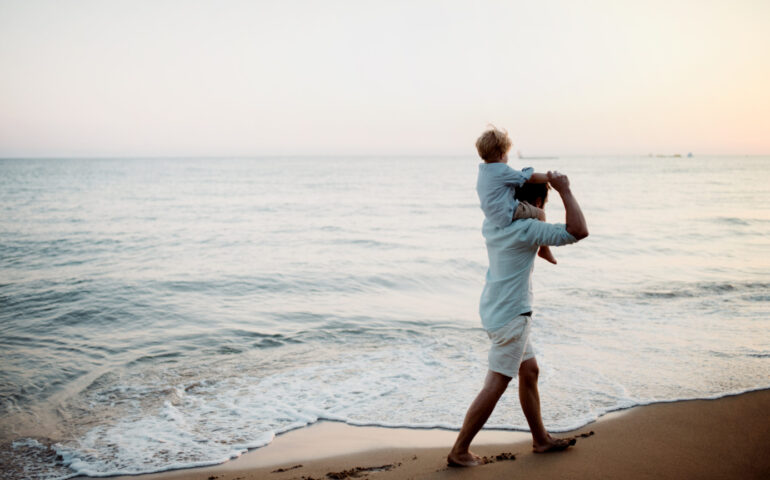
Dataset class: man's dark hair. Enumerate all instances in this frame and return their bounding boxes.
[515,182,550,205]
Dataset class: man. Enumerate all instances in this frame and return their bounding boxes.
[448,170,589,467]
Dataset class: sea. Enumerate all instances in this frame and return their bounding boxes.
[1,155,768,479]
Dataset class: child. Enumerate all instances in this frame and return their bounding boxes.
[475,126,557,264]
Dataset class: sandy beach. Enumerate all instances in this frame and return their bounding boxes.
[100,388,770,480]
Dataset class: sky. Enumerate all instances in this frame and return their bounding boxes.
[1,0,768,157]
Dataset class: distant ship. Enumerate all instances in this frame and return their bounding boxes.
[649,153,693,158]
[517,150,558,160]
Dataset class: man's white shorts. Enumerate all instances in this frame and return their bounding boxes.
[487,314,535,378]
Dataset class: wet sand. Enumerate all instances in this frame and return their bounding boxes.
[102,389,770,480]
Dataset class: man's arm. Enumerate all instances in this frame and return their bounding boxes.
[548,171,588,240]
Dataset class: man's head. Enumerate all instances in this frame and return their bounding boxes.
[515,182,550,209]
[475,127,512,163]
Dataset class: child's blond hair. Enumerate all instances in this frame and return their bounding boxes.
[475,126,512,162]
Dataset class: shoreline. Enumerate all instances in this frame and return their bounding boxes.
[95,388,770,480]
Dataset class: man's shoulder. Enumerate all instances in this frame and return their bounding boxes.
[484,218,570,243]
[492,217,541,230]
[517,219,570,234]
[483,218,535,237]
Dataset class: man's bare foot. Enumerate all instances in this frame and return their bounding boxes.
[538,246,557,264]
[447,451,484,467]
[532,435,576,453]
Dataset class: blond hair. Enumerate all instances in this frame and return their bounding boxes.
[475,126,512,162]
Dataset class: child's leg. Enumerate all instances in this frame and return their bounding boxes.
[515,202,557,265]
[538,245,557,264]
[535,208,557,264]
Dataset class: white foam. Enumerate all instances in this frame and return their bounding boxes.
[12,438,45,449]
[23,318,770,478]
[46,333,632,477]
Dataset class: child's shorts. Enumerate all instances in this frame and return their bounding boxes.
[487,314,535,379]
[513,201,540,221]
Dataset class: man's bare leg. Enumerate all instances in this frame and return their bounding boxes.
[518,357,575,452]
[447,370,511,466]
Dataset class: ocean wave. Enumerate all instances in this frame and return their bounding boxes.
[560,280,769,301]
[639,281,769,299]
[142,270,476,297]
[712,216,770,226]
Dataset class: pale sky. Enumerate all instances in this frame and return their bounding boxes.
[1,0,768,157]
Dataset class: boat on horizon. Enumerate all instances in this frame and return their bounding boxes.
[516,150,558,160]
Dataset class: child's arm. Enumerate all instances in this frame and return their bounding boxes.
[500,166,537,187]
[527,172,549,183]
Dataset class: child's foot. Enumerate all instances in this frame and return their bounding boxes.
[538,246,557,264]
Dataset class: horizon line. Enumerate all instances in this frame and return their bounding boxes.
[1,153,768,160]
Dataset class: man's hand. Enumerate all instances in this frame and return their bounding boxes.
[547,171,570,193]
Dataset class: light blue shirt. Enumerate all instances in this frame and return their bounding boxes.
[479,218,577,331]
[476,163,534,228]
